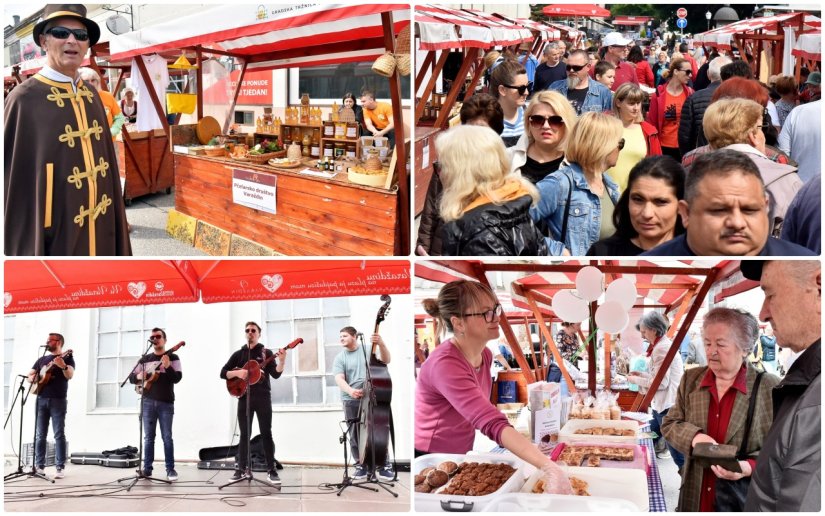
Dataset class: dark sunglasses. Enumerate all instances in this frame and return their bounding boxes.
[680,68,693,75]
[463,304,503,323]
[149,335,164,341]
[617,138,625,151]
[245,328,258,334]
[46,26,90,42]
[528,114,565,129]
[502,83,530,95]
[566,63,588,72]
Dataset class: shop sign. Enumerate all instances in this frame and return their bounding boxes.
[232,168,277,214]
[229,70,273,105]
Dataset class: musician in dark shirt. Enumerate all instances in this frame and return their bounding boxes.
[333,326,393,481]
[128,327,182,481]
[220,321,287,485]
[28,333,75,479]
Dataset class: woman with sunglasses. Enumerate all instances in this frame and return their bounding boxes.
[416,280,573,494]
[588,155,685,255]
[531,112,623,256]
[646,57,695,161]
[606,83,663,192]
[490,59,530,147]
[438,125,547,256]
[508,90,577,184]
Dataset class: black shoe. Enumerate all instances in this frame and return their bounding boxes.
[267,470,281,485]
[231,469,243,480]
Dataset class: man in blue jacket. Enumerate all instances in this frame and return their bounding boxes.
[549,50,612,116]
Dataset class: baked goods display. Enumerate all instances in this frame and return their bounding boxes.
[532,476,590,496]
[574,427,635,437]
[557,445,635,467]
[440,462,517,496]
[437,461,459,475]
[569,391,622,420]
[426,469,449,488]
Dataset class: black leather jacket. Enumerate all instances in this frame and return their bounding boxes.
[440,195,548,256]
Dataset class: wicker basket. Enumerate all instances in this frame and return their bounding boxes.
[396,54,411,76]
[395,24,411,54]
[232,150,286,163]
[204,147,226,157]
[372,52,396,78]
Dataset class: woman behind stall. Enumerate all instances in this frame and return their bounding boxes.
[416,280,572,493]
[530,112,623,256]
[662,308,779,511]
[120,87,137,124]
[438,125,547,256]
[340,92,364,129]
[416,94,504,256]
[588,155,685,255]
[508,90,577,184]
[606,83,663,192]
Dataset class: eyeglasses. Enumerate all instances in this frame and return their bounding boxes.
[502,84,530,96]
[680,69,693,75]
[463,304,503,323]
[45,26,90,42]
[245,328,258,334]
[149,335,164,341]
[566,63,588,72]
[617,138,625,151]
[528,114,565,129]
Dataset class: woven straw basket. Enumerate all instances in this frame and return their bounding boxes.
[396,54,411,76]
[372,52,396,77]
[395,25,411,55]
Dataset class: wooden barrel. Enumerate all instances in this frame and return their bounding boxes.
[496,370,529,404]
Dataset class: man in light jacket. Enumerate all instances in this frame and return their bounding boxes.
[741,260,820,512]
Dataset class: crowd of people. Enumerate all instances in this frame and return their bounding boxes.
[416,31,821,257]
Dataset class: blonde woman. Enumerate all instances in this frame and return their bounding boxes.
[607,83,663,191]
[439,125,547,256]
[530,112,623,256]
[508,90,577,184]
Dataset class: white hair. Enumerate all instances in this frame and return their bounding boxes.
[708,56,732,82]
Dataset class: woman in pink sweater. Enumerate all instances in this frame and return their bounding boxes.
[415,280,570,488]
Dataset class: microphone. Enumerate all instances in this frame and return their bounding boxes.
[39,345,49,348]
[356,332,364,337]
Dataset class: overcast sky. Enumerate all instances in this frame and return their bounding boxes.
[5,4,44,28]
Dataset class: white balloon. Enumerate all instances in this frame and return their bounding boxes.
[575,266,604,302]
[595,301,629,333]
[605,278,638,311]
[552,290,590,323]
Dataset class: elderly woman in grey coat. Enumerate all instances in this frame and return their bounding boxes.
[662,308,779,511]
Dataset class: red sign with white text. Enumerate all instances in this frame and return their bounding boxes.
[229,70,274,105]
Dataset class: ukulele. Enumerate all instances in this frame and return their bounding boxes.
[31,350,73,395]
[135,341,186,395]
[358,295,393,470]
[226,338,303,398]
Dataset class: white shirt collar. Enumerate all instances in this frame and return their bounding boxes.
[40,65,80,93]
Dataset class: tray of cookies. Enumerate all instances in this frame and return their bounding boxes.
[550,442,648,473]
[559,419,641,444]
[414,453,525,512]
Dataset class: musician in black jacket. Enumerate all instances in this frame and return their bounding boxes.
[28,333,74,479]
[333,326,394,481]
[128,327,182,481]
[220,321,287,485]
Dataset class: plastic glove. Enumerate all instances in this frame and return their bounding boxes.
[540,461,573,495]
[110,113,127,136]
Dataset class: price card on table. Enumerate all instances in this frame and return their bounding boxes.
[232,168,277,215]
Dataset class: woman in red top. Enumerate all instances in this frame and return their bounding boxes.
[646,58,694,161]
[628,46,654,88]
[661,308,779,512]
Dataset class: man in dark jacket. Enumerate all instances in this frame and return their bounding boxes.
[741,260,821,512]
[677,56,731,155]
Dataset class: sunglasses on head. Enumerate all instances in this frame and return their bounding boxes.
[566,63,588,72]
[528,114,565,129]
[46,26,90,42]
[502,83,530,95]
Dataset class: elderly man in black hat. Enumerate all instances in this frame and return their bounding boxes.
[740,260,821,512]
[4,4,131,256]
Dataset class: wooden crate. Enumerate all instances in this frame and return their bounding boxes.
[118,128,174,204]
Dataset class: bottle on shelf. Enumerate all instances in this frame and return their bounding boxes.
[331,102,339,122]
[310,128,321,158]
[256,116,263,132]
[302,130,311,157]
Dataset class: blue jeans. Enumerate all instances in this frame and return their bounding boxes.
[35,397,67,469]
[652,407,685,469]
[142,399,175,473]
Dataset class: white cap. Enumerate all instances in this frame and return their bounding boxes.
[603,32,632,47]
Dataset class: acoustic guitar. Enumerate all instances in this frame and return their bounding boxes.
[134,341,186,395]
[31,350,74,395]
[358,295,393,470]
[225,338,303,398]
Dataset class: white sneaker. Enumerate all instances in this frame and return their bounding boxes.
[34,467,46,476]
[54,468,65,479]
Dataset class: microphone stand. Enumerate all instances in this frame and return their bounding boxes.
[117,341,171,491]
[333,416,378,495]
[4,348,53,483]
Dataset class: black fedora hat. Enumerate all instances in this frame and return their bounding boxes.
[33,4,101,47]
[739,260,766,281]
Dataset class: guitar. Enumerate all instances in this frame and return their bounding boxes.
[134,341,186,395]
[31,350,74,395]
[226,338,303,398]
[358,295,393,471]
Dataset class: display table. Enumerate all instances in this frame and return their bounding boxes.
[173,153,398,255]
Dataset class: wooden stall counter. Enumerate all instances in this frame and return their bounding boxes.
[173,153,398,256]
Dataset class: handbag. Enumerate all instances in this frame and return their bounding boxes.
[713,371,765,512]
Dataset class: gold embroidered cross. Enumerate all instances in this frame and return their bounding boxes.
[67,157,110,190]
[73,194,113,228]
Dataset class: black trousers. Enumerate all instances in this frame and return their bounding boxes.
[237,393,274,471]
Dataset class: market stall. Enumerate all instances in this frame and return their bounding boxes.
[108,4,411,255]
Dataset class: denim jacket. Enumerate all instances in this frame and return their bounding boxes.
[530,161,620,256]
[548,78,613,115]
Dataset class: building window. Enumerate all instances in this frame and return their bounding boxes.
[265,298,351,407]
[289,63,411,105]
[95,305,166,410]
[234,110,255,125]
[4,316,15,408]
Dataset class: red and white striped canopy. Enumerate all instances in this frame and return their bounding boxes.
[460,8,534,45]
[793,32,821,61]
[493,14,562,42]
[109,4,410,71]
[416,5,529,48]
[416,4,495,50]
[695,12,821,50]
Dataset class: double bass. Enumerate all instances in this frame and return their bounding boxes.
[358,295,393,470]
[225,338,303,397]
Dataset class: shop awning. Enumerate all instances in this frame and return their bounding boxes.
[416,4,528,47]
[415,5,495,50]
[612,15,653,26]
[493,14,561,42]
[109,4,410,71]
[460,9,534,45]
[543,4,611,18]
[793,31,822,60]
[3,261,200,313]
[695,12,821,50]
